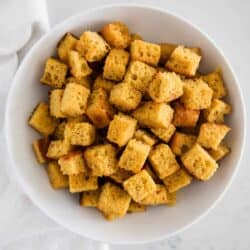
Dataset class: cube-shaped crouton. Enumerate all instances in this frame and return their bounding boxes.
[80,190,100,207]
[32,137,50,164]
[172,102,200,127]
[46,140,73,159]
[107,113,137,147]
[181,79,213,110]
[150,124,176,143]
[124,61,157,94]
[148,72,184,103]
[208,144,230,161]
[109,82,142,111]
[86,88,115,128]
[163,168,192,193]
[134,129,157,146]
[66,76,91,89]
[123,170,156,202]
[181,144,218,181]
[130,40,161,66]
[132,102,174,129]
[101,21,131,49]
[84,144,118,176]
[203,99,231,123]
[159,43,177,65]
[40,58,68,88]
[64,122,96,146]
[97,182,131,220]
[46,161,69,189]
[103,49,129,81]
[29,102,58,136]
[57,33,78,63]
[68,50,92,79]
[149,144,180,179]
[128,201,146,213]
[58,151,86,175]
[69,173,98,193]
[61,83,90,117]
[131,33,142,41]
[119,139,151,173]
[170,132,196,156]
[92,75,114,93]
[197,123,231,150]
[201,70,227,99]
[76,31,110,62]
[49,89,65,118]
[166,46,201,76]
[110,168,133,184]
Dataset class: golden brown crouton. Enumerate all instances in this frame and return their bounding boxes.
[46,161,69,189]
[149,144,180,179]
[86,88,115,128]
[109,168,133,184]
[150,124,176,143]
[67,115,88,124]
[49,89,66,118]
[123,169,156,202]
[127,201,146,213]
[109,82,142,111]
[159,43,177,65]
[148,72,184,103]
[132,102,174,129]
[92,75,115,93]
[84,144,118,176]
[52,122,67,140]
[66,76,91,89]
[119,139,151,173]
[40,58,68,88]
[181,144,218,181]
[61,83,90,117]
[101,21,131,49]
[32,137,50,164]
[29,102,58,136]
[197,123,231,150]
[80,189,100,207]
[208,144,230,161]
[46,140,72,159]
[97,182,131,220]
[130,40,161,66]
[134,129,157,146]
[166,46,201,76]
[107,113,137,147]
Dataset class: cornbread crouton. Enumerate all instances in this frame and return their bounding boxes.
[172,102,200,127]
[203,99,231,123]
[40,58,68,88]
[163,168,192,193]
[132,102,174,129]
[109,82,142,111]
[150,124,176,143]
[97,182,131,220]
[128,201,146,213]
[181,144,218,181]
[52,122,66,140]
[58,151,86,175]
[166,46,201,76]
[159,43,177,65]
[124,61,156,94]
[107,113,137,147]
[170,132,197,156]
[197,123,231,150]
[69,173,98,193]
[103,49,129,81]
[201,70,227,99]
[92,75,115,93]
[32,137,50,164]
[61,83,90,117]
[68,50,92,79]
[130,40,161,66]
[49,89,65,118]
[181,79,213,110]
[119,139,151,173]
[64,122,96,146]
[101,21,131,49]
[57,33,78,63]
[47,161,69,189]
[80,189,100,207]
[84,144,118,176]
[131,33,142,41]
[86,88,115,128]
[148,72,184,103]
[134,129,157,146]
[66,76,91,89]
[208,144,230,161]
[76,31,110,62]
[149,144,180,179]
[110,168,133,184]
[123,170,156,202]
[29,102,58,136]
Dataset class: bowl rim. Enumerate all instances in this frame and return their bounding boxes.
[4,3,246,245]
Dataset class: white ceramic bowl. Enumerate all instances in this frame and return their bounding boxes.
[5,4,246,245]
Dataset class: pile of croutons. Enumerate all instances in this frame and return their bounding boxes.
[29,21,231,221]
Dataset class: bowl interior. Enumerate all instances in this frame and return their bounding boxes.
[5,5,245,244]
